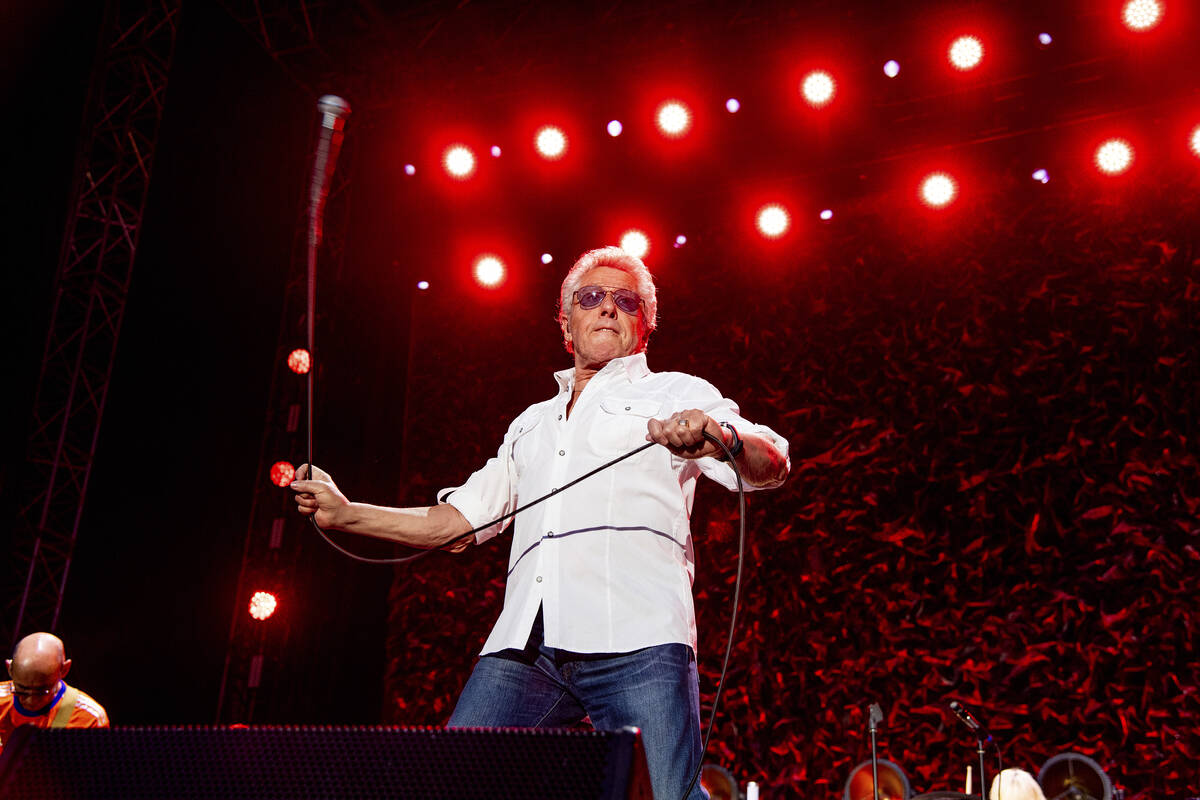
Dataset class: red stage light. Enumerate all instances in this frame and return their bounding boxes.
[443,145,475,179]
[269,461,295,487]
[1122,0,1162,31]
[249,591,278,621]
[655,101,692,138]
[756,204,790,239]
[948,36,984,70]
[801,71,836,107]
[535,126,567,159]
[920,173,958,208]
[1189,126,1200,158]
[473,255,506,287]
[286,348,311,375]
[619,230,650,259]
[1095,139,1134,174]
[607,120,623,137]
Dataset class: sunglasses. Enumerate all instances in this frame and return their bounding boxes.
[573,285,644,315]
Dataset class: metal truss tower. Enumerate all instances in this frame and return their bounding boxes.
[5,0,182,649]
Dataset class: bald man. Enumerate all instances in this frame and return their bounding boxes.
[1,633,108,750]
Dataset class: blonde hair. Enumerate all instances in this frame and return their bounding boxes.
[990,768,1046,800]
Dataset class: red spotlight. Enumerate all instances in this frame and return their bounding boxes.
[535,126,568,160]
[619,229,651,259]
[269,461,295,487]
[920,173,958,208]
[249,591,278,621]
[801,71,836,107]
[1095,139,1134,175]
[948,36,984,70]
[473,254,506,288]
[442,144,476,179]
[286,348,311,375]
[655,101,692,138]
[1189,126,1200,158]
[1122,0,1163,31]
[755,204,790,239]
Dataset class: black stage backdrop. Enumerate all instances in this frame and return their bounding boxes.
[383,168,1199,797]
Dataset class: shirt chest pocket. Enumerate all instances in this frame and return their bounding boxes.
[510,415,545,472]
[586,397,663,456]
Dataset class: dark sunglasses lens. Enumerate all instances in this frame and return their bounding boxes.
[577,287,605,309]
[613,291,641,313]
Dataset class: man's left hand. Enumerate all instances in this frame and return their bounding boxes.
[646,410,728,460]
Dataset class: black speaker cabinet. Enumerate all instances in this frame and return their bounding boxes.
[0,725,652,799]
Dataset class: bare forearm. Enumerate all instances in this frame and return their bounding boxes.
[731,432,789,488]
[335,502,473,549]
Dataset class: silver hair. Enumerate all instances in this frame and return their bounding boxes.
[557,246,658,354]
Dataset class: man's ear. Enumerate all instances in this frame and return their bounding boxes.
[61,658,72,680]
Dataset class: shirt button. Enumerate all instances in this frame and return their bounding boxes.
[557,414,562,420]
[536,576,543,583]
[625,405,631,410]
[558,450,565,456]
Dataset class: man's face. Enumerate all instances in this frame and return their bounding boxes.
[567,266,645,370]
[8,660,62,713]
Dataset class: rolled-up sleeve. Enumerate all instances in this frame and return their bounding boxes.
[671,376,791,492]
[437,419,522,544]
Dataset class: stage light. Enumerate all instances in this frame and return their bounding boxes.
[1032,168,1049,183]
[443,145,475,179]
[417,280,429,290]
[801,70,836,107]
[619,229,650,259]
[920,173,958,208]
[269,461,295,487]
[1122,0,1162,31]
[949,36,984,70]
[607,120,623,137]
[473,255,506,287]
[883,60,900,78]
[535,126,567,160]
[249,591,278,621]
[674,234,687,247]
[1189,126,1200,158]
[490,145,501,157]
[404,164,416,176]
[286,348,311,375]
[656,101,692,138]
[819,209,833,220]
[541,253,553,264]
[1095,139,1133,174]
[1038,32,1053,46]
[726,98,741,113]
[756,204,790,239]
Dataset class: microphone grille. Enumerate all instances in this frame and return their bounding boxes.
[317,95,352,119]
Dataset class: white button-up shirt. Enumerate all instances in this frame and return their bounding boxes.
[439,353,790,656]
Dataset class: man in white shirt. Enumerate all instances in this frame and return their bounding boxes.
[292,246,789,800]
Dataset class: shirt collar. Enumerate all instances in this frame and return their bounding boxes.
[554,352,650,393]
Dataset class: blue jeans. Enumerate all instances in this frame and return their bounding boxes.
[448,610,708,800]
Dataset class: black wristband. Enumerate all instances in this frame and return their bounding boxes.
[718,422,744,461]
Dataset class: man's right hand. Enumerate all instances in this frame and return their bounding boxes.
[290,464,350,530]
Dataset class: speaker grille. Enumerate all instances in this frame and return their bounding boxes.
[0,725,647,799]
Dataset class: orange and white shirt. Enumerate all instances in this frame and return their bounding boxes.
[0,680,109,750]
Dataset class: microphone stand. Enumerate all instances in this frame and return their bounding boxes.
[868,703,884,800]
[975,735,987,800]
